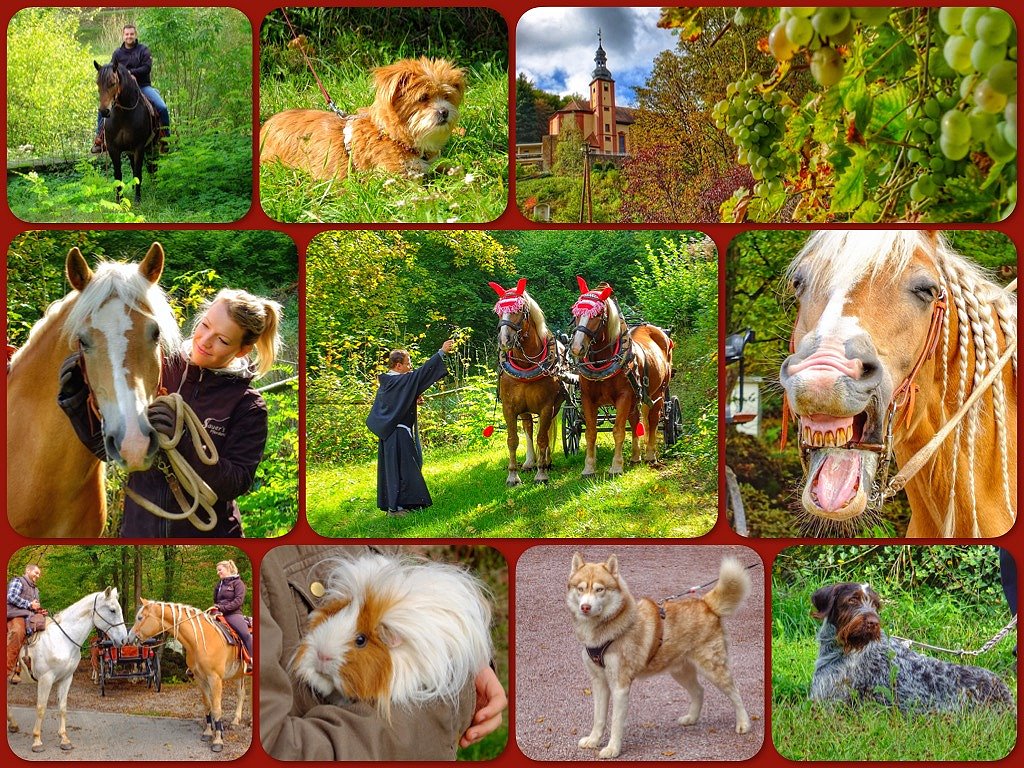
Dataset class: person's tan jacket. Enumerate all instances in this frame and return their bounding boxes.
[258,545,476,760]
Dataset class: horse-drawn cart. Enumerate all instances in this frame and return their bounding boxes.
[96,637,161,696]
[561,384,682,456]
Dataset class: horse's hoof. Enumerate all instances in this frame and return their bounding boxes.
[7,723,18,733]
[31,745,45,753]
[506,479,521,487]
[211,743,223,753]
[60,743,74,751]
[581,471,596,478]
[201,733,212,742]
[534,477,550,484]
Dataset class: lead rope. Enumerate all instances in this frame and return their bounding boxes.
[124,392,221,532]
[278,7,348,118]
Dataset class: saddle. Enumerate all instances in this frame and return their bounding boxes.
[210,612,254,673]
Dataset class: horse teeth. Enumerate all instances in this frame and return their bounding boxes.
[824,431,836,446]
[802,426,812,444]
[836,426,849,445]
[812,431,823,447]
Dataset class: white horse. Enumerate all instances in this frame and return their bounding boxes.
[7,587,129,752]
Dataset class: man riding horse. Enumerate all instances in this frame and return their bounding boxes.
[92,24,170,155]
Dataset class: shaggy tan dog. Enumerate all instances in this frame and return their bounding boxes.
[259,57,466,180]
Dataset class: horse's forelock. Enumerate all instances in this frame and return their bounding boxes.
[789,230,934,298]
[61,261,181,353]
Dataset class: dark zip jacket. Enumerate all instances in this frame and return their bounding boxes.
[214,575,246,615]
[112,42,153,87]
[59,350,268,537]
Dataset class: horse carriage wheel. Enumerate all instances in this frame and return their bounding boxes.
[150,652,162,692]
[662,396,682,446]
[99,656,107,697]
[562,404,582,456]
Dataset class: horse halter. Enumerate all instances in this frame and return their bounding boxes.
[92,593,128,633]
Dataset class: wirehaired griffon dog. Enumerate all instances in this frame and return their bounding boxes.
[810,582,1014,711]
[567,554,752,759]
[260,57,465,181]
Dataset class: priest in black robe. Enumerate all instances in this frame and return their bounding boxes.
[365,341,453,515]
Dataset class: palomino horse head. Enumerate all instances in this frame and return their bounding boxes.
[569,277,616,360]
[490,278,549,352]
[62,243,181,471]
[94,61,129,118]
[127,598,163,643]
[779,230,1016,534]
[91,587,129,647]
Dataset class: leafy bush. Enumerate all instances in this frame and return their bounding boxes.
[239,380,299,537]
[7,8,97,158]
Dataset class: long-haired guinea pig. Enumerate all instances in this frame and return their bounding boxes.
[290,552,493,720]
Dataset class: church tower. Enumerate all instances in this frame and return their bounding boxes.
[589,29,616,154]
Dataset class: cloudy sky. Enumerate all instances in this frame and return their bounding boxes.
[516,7,679,107]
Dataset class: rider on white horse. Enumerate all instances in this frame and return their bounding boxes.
[6,564,44,685]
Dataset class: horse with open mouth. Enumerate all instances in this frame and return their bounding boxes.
[780,230,1016,537]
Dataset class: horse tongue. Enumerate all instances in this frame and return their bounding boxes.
[812,451,862,512]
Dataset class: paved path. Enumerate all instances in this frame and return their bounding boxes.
[7,707,251,760]
[515,544,765,761]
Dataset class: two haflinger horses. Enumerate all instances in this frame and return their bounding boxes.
[6,243,180,537]
[6,588,128,752]
[780,230,1016,537]
[568,278,673,476]
[129,599,248,753]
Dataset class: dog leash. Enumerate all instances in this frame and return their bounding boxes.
[890,614,1017,657]
[278,7,348,118]
[657,560,763,607]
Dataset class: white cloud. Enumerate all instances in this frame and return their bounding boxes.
[516,7,678,106]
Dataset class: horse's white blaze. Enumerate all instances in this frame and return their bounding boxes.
[95,298,151,468]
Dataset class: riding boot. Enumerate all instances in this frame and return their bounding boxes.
[158,126,170,154]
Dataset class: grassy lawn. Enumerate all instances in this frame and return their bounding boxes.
[258,59,508,223]
[772,578,1018,761]
[307,443,716,538]
[7,133,252,223]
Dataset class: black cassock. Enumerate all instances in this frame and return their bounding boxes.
[365,351,447,511]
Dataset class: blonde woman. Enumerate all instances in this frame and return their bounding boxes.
[210,559,252,672]
[59,289,283,537]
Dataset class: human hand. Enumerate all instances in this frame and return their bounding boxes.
[30,600,41,611]
[441,339,455,354]
[459,666,507,748]
[58,352,86,398]
[147,401,176,438]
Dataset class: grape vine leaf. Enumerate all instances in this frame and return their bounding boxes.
[830,147,869,213]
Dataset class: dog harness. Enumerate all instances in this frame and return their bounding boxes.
[585,599,666,668]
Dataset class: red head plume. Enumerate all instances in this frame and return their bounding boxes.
[489,278,528,298]
[576,276,612,301]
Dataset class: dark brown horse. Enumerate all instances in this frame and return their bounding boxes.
[94,61,159,203]
[568,278,673,476]
[490,279,568,484]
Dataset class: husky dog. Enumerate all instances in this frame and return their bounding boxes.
[566,554,751,758]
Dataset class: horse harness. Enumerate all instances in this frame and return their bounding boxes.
[571,295,668,408]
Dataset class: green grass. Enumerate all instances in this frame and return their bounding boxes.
[7,132,252,223]
[307,443,716,538]
[772,578,1018,761]
[258,59,508,223]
